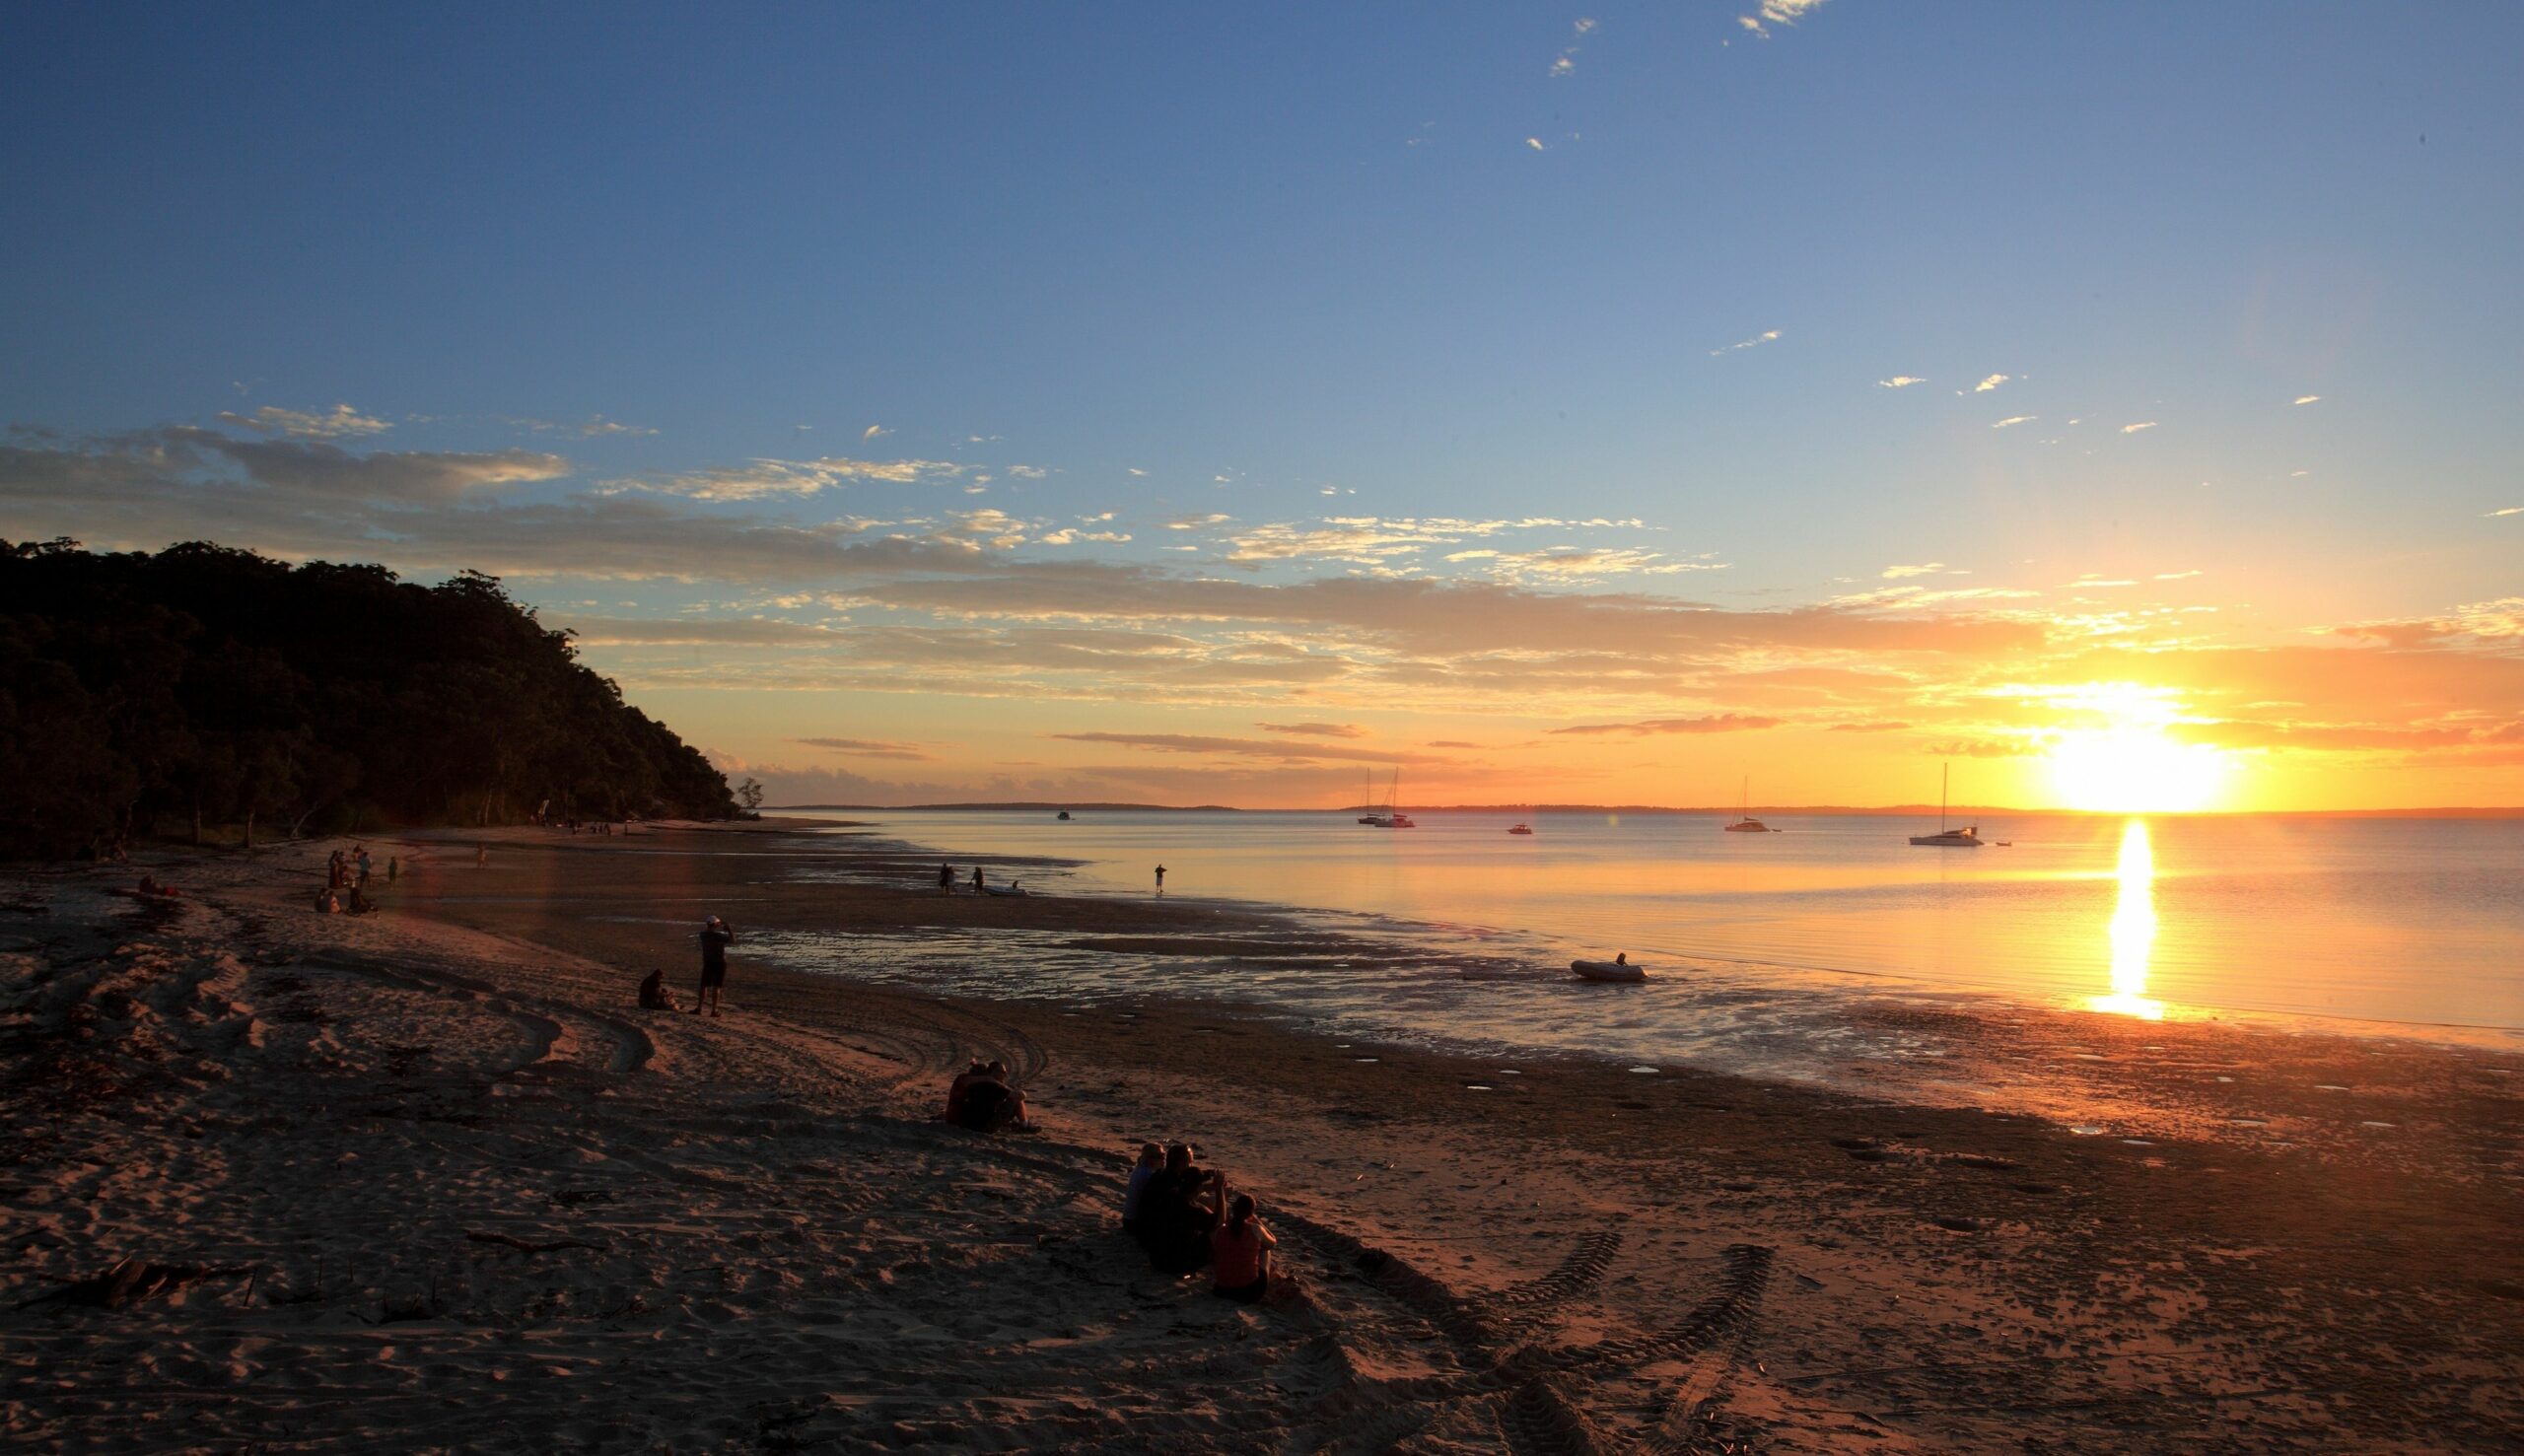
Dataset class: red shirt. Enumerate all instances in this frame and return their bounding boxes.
[1212,1219,1273,1286]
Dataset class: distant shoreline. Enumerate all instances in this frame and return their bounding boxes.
[775,801,2524,819]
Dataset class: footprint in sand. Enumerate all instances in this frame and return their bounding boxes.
[1931,1215,1988,1233]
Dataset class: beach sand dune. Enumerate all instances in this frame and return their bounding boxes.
[3,829,2519,1452]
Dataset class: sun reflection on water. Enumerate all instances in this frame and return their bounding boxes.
[2089,817,2166,1019]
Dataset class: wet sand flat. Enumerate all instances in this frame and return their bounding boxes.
[3,823,2518,1453]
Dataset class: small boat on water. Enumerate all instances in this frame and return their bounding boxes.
[1909,764,1983,848]
[982,882,1030,897]
[1722,776,1775,832]
[1056,809,1071,820]
[1507,821,1533,835]
[1571,957,1647,983]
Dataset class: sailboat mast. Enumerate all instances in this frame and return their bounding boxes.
[1940,762,1949,831]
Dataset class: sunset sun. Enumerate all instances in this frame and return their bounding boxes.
[2040,684,2233,813]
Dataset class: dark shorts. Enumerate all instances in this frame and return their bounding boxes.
[699,964,726,989]
[1215,1275,1267,1303]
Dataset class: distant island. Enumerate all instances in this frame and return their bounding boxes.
[0,539,736,858]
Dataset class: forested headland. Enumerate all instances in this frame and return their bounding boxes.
[0,539,735,857]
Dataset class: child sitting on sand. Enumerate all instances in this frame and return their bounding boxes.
[1121,1143,1163,1235]
[637,968,677,1011]
[1211,1194,1277,1303]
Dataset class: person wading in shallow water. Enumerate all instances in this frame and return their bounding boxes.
[1155,864,1166,895]
[693,915,734,1017]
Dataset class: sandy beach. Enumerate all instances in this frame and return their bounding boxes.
[4,822,2520,1453]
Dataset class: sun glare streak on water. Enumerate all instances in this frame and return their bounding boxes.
[2091,817,2165,1019]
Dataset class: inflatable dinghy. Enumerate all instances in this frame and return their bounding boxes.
[1571,958,1646,983]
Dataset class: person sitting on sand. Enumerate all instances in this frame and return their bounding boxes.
[944,1059,990,1122]
[1211,1194,1277,1303]
[314,885,340,914]
[693,915,734,1017]
[637,968,677,1011]
[949,1061,1031,1133]
[1121,1142,1163,1236]
[347,882,374,915]
[1138,1144,1227,1276]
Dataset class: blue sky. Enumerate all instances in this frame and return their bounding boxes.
[5,3,2521,807]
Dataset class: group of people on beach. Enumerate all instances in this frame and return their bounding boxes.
[629,898,1274,1303]
[1123,1142,1277,1301]
[312,845,395,915]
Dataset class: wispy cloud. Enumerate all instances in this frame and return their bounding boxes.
[1971,375,2009,393]
[1167,513,1233,530]
[1992,415,2035,430]
[795,736,933,761]
[2488,507,2523,518]
[2155,570,2203,580]
[1711,329,1782,356]
[217,403,392,440]
[2293,395,2321,406]
[1877,376,1926,389]
[863,425,890,441]
[2121,421,2158,434]
[1550,714,1784,736]
[640,455,969,500]
[1526,137,1547,152]
[1736,0,1828,38]
[1257,722,1367,739]
[1881,563,1952,580]
[1046,731,1447,765]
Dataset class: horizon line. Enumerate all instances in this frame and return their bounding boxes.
[767,800,2524,818]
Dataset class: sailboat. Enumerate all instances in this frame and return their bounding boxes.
[1357,769,1384,825]
[1384,769,1416,828]
[1908,763,1983,847]
[1723,776,1774,833]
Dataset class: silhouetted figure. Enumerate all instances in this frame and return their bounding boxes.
[1121,1143,1163,1236]
[693,915,734,1016]
[939,861,953,894]
[386,856,399,884]
[637,968,676,1011]
[1155,864,1166,895]
[971,866,985,893]
[1137,1144,1227,1276]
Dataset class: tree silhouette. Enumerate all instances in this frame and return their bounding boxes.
[0,539,736,857]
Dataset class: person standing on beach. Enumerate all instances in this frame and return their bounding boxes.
[939,861,953,894]
[1155,864,1166,895]
[693,914,734,1016]
[972,866,985,893]
[475,843,488,868]
[355,848,372,886]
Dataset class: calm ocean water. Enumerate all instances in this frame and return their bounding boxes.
[769,808,2524,1077]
